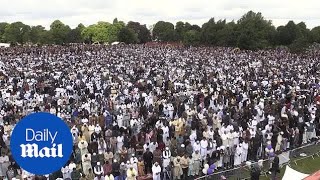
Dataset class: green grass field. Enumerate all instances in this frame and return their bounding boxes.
[259,155,320,180]
[261,143,320,180]
[202,143,320,180]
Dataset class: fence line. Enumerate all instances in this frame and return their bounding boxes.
[195,140,320,180]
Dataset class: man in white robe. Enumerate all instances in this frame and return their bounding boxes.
[162,125,170,143]
[193,141,201,153]
[116,135,124,150]
[241,142,249,163]
[130,154,138,173]
[200,138,208,160]
[152,162,161,180]
[234,144,242,166]
[189,132,197,146]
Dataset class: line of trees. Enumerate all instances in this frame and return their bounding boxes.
[1,11,320,52]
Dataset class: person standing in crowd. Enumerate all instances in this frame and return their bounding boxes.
[126,166,137,180]
[269,156,280,180]
[143,148,153,174]
[152,162,161,180]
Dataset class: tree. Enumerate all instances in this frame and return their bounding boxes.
[175,22,197,42]
[118,27,138,44]
[127,21,151,43]
[311,26,320,43]
[67,23,85,43]
[236,11,275,49]
[200,18,227,46]
[106,21,125,43]
[152,21,175,41]
[175,21,185,41]
[81,25,96,43]
[183,30,200,46]
[81,22,110,43]
[49,20,71,45]
[0,22,9,42]
[29,25,47,44]
[276,21,299,45]
[3,22,31,44]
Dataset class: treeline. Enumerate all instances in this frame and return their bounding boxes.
[1,11,320,52]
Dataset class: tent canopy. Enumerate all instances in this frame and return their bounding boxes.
[0,43,10,47]
[282,166,309,180]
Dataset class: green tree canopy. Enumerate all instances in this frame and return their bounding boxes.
[236,11,275,49]
[311,26,320,43]
[49,20,71,45]
[3,22,31,44]
[118,26,138,44]
[152,21,175,42]
[127,21,151,43]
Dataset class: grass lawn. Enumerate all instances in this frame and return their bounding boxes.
[260,155,320,180]
[203,143,320,180]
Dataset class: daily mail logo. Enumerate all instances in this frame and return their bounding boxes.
[21,129,62,158]
[10,112,73,175]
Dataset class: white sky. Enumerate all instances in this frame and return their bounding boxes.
[0,0,319,29]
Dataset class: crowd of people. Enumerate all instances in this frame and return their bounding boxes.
[0,44,319,180]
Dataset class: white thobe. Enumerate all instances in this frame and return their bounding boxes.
[117,136,124,150]
[193,143,201,152]
[234,146,242,166]
[152,165,161,180]
[200,140,208,159]
[241,142,248,162]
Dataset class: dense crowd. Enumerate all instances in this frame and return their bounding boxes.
[0,44,319,180]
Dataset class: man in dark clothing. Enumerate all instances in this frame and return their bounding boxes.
[112,160,120,177]
[250,164,261,180]
[269,156,280,180]
[71,168,81,180]
[143,148,153,174]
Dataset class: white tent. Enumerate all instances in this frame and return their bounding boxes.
[282,166,309,180]
[0,43,10,47]
[111,41,120,45]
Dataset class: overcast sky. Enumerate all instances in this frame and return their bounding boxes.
[1,0,319,29]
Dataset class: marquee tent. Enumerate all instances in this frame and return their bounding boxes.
[282,166,309,180]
